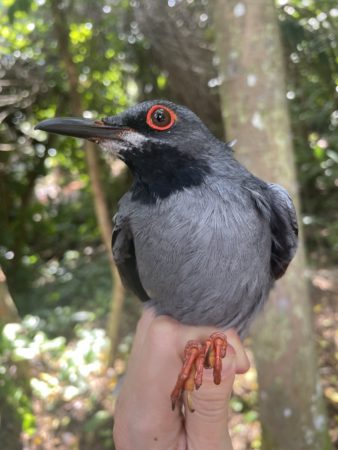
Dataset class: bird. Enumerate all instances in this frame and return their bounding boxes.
[35,99,298,410]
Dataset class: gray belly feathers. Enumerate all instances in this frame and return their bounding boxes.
[121,183,272,335]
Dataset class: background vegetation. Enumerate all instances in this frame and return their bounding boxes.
[0,0,337,449]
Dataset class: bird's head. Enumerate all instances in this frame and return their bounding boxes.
[35,100,227,199]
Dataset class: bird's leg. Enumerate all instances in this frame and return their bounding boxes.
[194,338,212,389]
[170,341,202,411]
[171,332,227,412]
[185,360,197,413]
[207,332,228,385]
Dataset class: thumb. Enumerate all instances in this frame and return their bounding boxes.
[184,344,237,450]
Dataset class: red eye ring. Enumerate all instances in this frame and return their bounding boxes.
[146,104,176,131]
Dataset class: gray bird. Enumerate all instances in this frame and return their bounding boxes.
[36,100,298,408]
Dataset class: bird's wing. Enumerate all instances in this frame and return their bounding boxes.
[112,213,150,302]
[267,183,298,279]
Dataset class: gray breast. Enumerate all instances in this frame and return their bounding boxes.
[128,183,272,335]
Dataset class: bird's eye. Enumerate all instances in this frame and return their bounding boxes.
[146,105,176,131]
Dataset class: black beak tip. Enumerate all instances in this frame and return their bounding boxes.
[33,118,95,138]
[34,119,57,132]
[33,117,124,140]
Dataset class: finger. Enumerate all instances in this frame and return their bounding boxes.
[184,347,236,450]
[131,306,156,349]
[224,329,250,374]
[120,307,156,383]
[175,324,249,372]
[172,325,248,450]
[114,313,184,449]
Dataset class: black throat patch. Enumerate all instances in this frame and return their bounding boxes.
[120,143,211,203]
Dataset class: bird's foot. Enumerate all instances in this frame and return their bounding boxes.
[170,332,227,412]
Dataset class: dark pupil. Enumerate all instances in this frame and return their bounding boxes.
[152,108,170,126]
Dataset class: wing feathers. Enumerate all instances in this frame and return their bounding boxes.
[267,183,298,279]
[112,214,149,302]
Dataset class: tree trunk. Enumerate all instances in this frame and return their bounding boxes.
[50,0,125,363]
[214,1,331,449]
[0,267,31,450]
[0,267,20,324]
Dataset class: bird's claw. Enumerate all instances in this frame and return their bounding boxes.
[170,341,201,411]
[170,332,227,412]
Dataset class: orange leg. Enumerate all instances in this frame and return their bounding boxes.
[209,332,227,385]
[170,332,227,412]
[170,341,202,410]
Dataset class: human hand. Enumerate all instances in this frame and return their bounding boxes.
[113,307,250,450]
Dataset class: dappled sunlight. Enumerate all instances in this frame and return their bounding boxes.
[0,0,337,448]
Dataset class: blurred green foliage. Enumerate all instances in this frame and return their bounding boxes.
[0,315,127,448]
[0,331,34,432]
[278,0,338,263]
[0,0,337,448]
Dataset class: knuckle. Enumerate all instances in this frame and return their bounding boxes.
[236,354,251,374]
[147,316,178,348]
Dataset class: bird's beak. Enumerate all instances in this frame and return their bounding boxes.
[35,117,128,142]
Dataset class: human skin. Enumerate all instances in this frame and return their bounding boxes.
[113,308,250,450]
